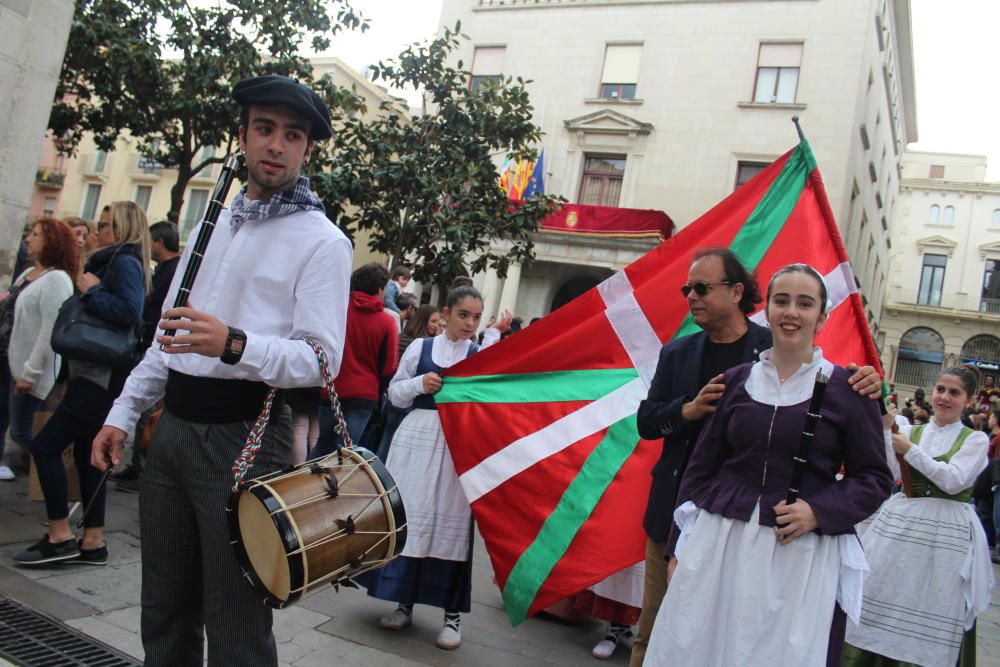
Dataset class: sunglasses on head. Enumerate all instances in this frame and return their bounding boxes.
[680,281,732,297]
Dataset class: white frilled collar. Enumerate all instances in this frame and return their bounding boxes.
[746,347,835,407]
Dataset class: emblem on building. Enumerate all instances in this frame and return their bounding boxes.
[566,211,578,228]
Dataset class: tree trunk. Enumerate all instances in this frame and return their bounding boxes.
[168,163,193,225]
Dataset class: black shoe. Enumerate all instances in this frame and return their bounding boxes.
[75,540,108,566]
[12,536,80,566]
[110,464,141,481]
[116,476,140,493]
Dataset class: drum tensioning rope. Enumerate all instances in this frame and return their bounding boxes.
[230,336,353,492]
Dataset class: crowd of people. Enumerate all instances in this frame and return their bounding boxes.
[0,73,995,667]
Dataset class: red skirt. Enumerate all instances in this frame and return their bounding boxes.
[573,590,640,626]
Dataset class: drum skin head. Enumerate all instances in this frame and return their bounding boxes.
[238,491,292,601]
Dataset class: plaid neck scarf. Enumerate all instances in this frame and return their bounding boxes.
[229,176,326,233]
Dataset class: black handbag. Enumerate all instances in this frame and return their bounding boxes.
[50,248,142,367]
[50,294,141,367]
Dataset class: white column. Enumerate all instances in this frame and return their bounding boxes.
[480,268,501,322]
[497,262,522,317]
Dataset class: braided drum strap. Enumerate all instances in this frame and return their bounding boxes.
[230,336,353,492]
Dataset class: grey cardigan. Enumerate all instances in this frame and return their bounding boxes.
[8,268,73,400]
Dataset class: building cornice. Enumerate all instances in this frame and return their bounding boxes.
[901,179,1000,196]
[915,234,957,257]
[892,0,918,143]
[564,108,653,135]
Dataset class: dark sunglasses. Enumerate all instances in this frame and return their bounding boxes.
[97,222,110,231]
[680,281,732,297]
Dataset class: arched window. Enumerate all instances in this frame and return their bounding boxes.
[961,335,1000,366]
[942,205,955,225]
[929,204,940,225]
[894,327,945,389]
[992,209,1000,228]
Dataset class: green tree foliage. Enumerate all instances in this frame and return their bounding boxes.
[50,0,365,221]
[310,23,562,289]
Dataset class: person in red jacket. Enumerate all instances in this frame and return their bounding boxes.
[312,263,398,456]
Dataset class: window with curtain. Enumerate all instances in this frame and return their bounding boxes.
[599,44,642,100]
[753,42,803,104]
[181,189,210,237]
[81,183,102,220]
[470,46,505,92]
[578,155,626,207]
[134,185,153,212]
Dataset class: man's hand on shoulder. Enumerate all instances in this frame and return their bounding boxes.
[846,363,882,399]
[681,373,725,423]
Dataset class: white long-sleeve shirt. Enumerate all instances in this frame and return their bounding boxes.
[105,208,352,432]
[884,419,989,495]
[388,330,500,409]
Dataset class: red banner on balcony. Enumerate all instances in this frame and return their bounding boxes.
[539,203,673,239]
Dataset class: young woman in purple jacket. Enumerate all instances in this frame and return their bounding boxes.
[643,263,893,667]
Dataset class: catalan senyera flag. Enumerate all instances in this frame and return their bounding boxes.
[438,140,881,626]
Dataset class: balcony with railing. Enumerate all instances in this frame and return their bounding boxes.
[886,288,1000,318]
[127,154,164,181]
[35,168,65,189]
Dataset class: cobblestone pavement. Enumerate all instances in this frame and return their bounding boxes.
[1,469,999,666]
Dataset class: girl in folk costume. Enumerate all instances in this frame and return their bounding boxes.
[843,365,994,667]
[644,264,892,667]
[360,286,511,650]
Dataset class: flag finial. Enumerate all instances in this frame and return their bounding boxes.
[791,116,806,142]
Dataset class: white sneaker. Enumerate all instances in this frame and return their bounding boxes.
[380,608,412,630]
[591,638,617,660]
[0,466,14,481]
[436,624,461,650]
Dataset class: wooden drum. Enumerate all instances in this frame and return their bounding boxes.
[227,447,406,608]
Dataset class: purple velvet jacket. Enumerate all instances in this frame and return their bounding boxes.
[665,362,892,554]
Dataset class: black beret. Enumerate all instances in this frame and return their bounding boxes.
[232,75,332,141]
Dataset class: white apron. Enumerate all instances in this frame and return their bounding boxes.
[644,502,867,667]
[385,408,472,561]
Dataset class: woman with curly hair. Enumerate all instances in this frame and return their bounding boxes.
[0,218,77,481]
[13,202,148,564]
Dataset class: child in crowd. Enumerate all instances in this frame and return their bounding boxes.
[360,286,511,650]
[384,265,411,313]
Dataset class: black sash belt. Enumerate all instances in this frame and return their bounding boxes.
[165,370,284,424]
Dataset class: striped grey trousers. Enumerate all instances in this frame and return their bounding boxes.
[139,407,293,667]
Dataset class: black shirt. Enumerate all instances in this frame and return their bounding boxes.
[698,330,749,391]
[142,255,181,348]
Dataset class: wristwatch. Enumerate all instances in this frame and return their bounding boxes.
[221,327,247,365]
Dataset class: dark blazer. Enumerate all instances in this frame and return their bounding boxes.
[636,320,772,543]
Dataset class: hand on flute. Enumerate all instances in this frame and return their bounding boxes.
[773,499,818,545]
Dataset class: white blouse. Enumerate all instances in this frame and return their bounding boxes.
[388,330,500,409]
[887,419,989,495]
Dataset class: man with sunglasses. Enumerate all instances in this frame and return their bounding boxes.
[628,248,881,667]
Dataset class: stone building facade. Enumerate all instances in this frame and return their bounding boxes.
[439,0,917,326]
[881,150,1000,398]
[1,0,74,275]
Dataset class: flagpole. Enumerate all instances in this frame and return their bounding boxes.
[791,116,806,142]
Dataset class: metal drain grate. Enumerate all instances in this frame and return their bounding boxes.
[0,597,140,666]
